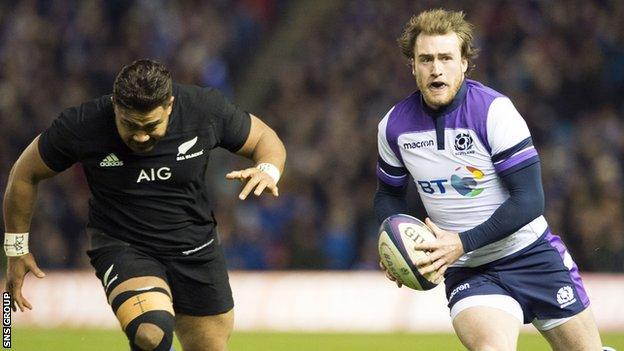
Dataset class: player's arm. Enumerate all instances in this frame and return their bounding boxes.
[458,161,544,251]
[374,178,410,288]
[4,135,57,312]
[374,110,410,224]
[414,161,544,281]
[374,180,408,224]
[415,98,542,279]
[375,111,412,287]
[457,99,545,252]
[226,114,286,200]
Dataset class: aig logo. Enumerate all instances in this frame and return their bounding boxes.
[137,167,171,183]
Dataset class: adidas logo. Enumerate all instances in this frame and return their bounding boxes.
[99,153,124,167]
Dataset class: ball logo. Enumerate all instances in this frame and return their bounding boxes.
[454,133,473,151]
[451,166,484,197]
[379,241,407,284]
[556,286,576,308]
[401,225,426,245]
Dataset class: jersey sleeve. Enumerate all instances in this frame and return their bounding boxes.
[377,107,409,187]
[38,108,82,172]
[206,89,251,152]
[487,97,539,177]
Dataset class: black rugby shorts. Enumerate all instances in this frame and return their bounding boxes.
[86,227,233,316]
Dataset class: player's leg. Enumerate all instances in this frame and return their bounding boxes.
[165,242,234,351]
[108,276,176,351]
[529,232,602,350]
[175,309,234,351]
[87,229,176,350]
[536,307,602,351]
[451,297,522,351]
[444,265,525,351]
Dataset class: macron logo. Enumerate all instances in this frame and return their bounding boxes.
[99,153,124,167]
[403,140,434,149]
[449,283,470,301]
[176,136,204,161]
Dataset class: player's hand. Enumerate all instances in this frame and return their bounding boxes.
[6,253,46,312]
[379,261,402,288]
[413,218,464,282]
[226,167,279,200]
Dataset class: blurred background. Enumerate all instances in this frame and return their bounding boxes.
[1,0,623,274]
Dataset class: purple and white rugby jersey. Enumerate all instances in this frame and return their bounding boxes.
[376,79,546,267]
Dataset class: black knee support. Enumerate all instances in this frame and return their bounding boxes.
[112,287,175,351]
[125,310,175,351]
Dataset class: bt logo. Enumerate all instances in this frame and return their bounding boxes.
[451,166,484,197]
[417,166,484,197]
[417,179,448,194]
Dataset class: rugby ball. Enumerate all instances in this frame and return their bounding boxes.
[378,214,440,290]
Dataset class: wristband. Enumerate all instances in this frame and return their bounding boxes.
[256,163,281,184]
[4,232,29,256]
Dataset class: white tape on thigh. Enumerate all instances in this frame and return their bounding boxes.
[450,294,524,323]
[532,316,572,331]
[4,232,29,256]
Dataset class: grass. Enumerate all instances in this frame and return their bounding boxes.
[10,328,624,350]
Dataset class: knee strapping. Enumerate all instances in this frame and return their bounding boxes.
[112,287,175,351]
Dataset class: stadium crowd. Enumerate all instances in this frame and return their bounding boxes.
[1,0,623,272]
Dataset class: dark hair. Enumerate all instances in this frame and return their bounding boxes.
[113,59,173,113]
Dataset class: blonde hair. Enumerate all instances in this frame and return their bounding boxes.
[398,9,478,72]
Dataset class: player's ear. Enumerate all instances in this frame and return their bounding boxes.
[410,58,416,76]
[165,96,175,114]
[461,57,468,74]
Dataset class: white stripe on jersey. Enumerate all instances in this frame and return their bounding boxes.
[378,167,408,179]
[486,97,531,156]
[377,107,402,167]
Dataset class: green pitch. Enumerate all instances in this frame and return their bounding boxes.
[11,328,624,350]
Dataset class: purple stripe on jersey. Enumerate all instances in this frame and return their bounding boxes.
[385,80,506,160]
[494,147,538,173]
[386,92,435,164]
[494,146,535,165]
[545,231,590,307]
[444,80,502,153]
[377,165,408,187]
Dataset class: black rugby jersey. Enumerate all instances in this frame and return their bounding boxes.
[38,84,251,254]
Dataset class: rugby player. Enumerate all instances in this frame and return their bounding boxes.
[4,59,286,351]
[375,9,604,351]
